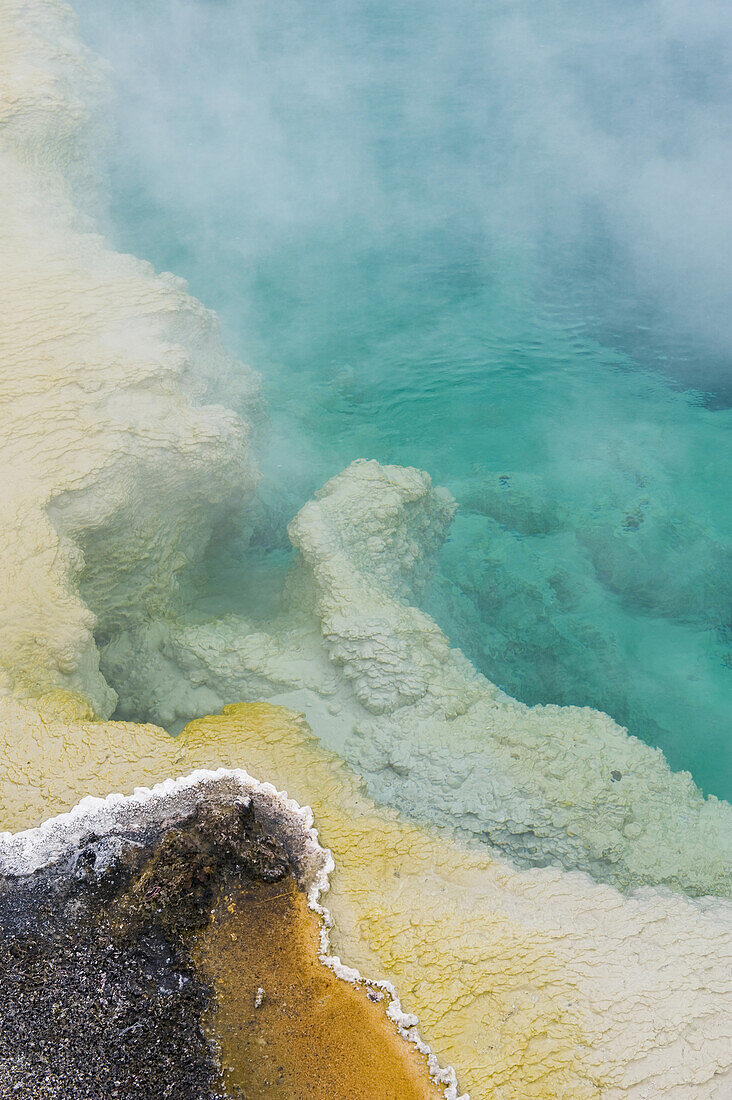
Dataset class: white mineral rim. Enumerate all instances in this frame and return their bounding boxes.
[0,768,468,1100]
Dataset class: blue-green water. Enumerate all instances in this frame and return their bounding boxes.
[77,0,731,799]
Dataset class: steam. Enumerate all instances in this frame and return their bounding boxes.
[69,0,732,799]
[76,0,732,391]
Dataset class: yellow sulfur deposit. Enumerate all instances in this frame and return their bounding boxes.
[1,692,730,1099]
[1,5,729,1098]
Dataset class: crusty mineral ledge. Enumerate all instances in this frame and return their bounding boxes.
[0,771,449,1099]
[1,693,730,1099]
[2,0,728,899]
[103,460,732,898]
[0,0,262,715]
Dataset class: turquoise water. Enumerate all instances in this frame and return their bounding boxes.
[77,0,731,799]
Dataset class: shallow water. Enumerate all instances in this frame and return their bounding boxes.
[195,878,441,1098]
[76,0,731,799]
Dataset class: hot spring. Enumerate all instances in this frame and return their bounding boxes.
[76,0,731,798]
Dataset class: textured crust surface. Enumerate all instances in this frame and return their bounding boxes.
[0,694,730,1100]
[107,461,731,895]
[0,0,260,714]
[0,5,730,1098]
